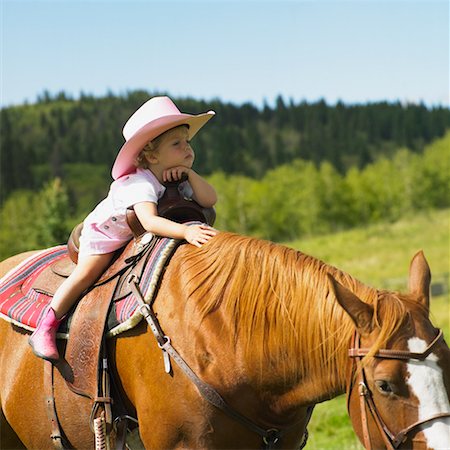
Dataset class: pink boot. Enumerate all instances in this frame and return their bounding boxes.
[29,307,63,361]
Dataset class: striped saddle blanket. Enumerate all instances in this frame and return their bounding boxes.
[0,235,180,337]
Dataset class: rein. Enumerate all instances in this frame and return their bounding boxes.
[128,276,311,449]
[347,329,450,449]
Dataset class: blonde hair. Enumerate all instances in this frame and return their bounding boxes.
[135,125,189,169]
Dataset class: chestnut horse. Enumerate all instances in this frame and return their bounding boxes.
[0,232,449,449]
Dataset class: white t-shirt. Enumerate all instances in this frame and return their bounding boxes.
[79,168,193,255]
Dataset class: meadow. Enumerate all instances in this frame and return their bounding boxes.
[285,208,449,449]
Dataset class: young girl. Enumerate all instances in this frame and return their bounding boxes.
[29,96,218,361]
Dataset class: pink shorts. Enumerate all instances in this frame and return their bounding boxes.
[78,223,130,258]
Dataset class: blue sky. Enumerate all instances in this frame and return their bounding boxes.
[1,0,449,108]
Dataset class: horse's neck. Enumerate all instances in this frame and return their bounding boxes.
[157,241,374,414]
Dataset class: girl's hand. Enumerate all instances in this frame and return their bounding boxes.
[162,166,191,183]
[184,224,217,247]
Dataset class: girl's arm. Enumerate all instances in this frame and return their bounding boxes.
[133,201,216,247]
[162,167,217,208]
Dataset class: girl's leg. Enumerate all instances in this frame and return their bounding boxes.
[50,252,115,318]
[29,252,114,361]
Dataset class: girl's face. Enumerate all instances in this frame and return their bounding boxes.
[148,126,194,170]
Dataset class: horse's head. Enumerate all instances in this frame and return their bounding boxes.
[329,251,450,449]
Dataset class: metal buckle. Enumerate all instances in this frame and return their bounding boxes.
[358,381,368,396]
[263,428,281,445]
[158,336,172,373]
[138,303,151,317]
[158,335,171,350]
[113,415,139,428]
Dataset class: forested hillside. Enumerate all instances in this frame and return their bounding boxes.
[211,133,449,240]
[1,90,449,201]
[1,91,449,259]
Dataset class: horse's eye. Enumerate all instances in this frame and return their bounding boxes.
[375,380,393,394]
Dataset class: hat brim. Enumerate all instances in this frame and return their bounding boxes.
[111,111,215,180]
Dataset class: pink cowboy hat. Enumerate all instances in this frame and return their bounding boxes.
[112,96,215,179]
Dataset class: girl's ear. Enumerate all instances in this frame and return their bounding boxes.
[145,151,159,165]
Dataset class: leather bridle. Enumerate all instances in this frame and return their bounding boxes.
[347,329,450,449]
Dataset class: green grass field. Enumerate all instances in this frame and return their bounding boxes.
[284,208,449,449]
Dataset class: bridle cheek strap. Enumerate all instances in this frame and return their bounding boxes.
[347,333,395,450]
[347,329,450,449]
[358,380,394,450]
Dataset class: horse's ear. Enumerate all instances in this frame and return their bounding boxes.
[408,250,431,312]
[327,274,374,335]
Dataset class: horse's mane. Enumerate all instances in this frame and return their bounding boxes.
[184,232,413,390]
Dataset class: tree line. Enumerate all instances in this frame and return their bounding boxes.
[1,90,449,203]
[211,133,449,241]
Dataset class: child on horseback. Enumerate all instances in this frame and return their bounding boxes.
[29,96,218,361]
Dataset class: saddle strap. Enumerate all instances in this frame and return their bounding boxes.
[44,361,69,450]
[89,349,113,434]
